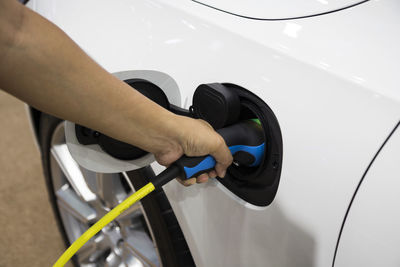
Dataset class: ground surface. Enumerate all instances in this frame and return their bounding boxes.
[0,91,72,267]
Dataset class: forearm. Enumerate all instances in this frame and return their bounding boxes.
[0,1,180,153]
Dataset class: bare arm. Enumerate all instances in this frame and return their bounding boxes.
[0,0,232,184]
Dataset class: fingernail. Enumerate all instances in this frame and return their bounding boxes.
[220,170,226,178]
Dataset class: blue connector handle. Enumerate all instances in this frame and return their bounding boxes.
[173,120,265,179]
[181,143,265,179]
[183,155,216,179]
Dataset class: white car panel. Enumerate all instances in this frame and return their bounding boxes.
[29,0,400,266]
[162,0,400,103]
[192,0,367,19]
[334,124,400,266]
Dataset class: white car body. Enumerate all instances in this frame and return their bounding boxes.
[27,0,400,266]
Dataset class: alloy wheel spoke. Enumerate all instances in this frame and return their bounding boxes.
[56,186,97,224]
[105,251,123,267]
[77,234,110,264]
[50,123,161,267]
[117,204,145,238]
[77,238,97,263]
[117,201,142,221]
[51,144,96,202]
[124,232,159,267]
[121,246,150,267]
[96,173,126,209]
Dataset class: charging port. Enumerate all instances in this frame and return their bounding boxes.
[190,82,282,206]
[74,80,282,207]
[218,84,283,207]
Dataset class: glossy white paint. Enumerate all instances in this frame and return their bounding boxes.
[335,125,400,266]
[28,0,400,266]
[193,0,367,19]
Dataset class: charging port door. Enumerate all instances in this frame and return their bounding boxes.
[65,70,182,173]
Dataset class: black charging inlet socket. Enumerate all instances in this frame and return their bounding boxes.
[217,83,283,207]
[189,82,282,207]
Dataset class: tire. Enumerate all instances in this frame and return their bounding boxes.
[39,113,195,267]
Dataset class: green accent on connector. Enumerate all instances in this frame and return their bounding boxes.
[251,118,261,125]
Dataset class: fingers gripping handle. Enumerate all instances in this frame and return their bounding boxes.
[174,120,265,179]
[176,155,217,179]
[176,144,265,179]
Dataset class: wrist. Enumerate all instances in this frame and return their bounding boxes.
[155,113,186,151]
[128,109,183,155]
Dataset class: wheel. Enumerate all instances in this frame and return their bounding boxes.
[39,113,195,267]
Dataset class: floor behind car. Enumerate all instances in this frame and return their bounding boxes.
[0,91,72,267]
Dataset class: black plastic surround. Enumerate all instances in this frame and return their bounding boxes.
[192,83,240,129]
[216,83,283,207]
[75,80,283,207]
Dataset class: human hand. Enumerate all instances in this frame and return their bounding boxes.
[153,116,233,186]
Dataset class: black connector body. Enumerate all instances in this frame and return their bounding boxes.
[151,165,181,188]
[192,83,240,129]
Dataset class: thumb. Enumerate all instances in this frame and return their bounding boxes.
[210,135,232,178]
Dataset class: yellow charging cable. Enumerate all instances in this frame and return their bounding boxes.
[53,182,155,267]
[53,119,262,266]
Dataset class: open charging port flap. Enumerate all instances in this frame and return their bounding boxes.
[74,80,283,207]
